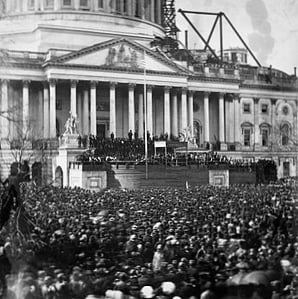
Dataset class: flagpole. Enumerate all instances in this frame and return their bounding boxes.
[143,50,148,179]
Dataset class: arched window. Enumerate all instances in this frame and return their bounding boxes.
[55,167,63,188]
[241,122,253,146]
[44,0,54,8]
[259,122,271,147]
[280,122,291,146]
[193,120,202,146]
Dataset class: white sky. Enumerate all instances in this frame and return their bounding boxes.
[175,0,298,75]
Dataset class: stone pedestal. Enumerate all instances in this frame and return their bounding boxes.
[220,143,228,151]
[209,169,229,186]
[59,134,80,149]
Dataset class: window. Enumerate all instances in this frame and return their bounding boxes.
[97,0,104,8]
[45,0,54,8]
[261,128,269,146]
[261,104,268,113]
[241,122,253,147]
[283,161,290,177]
[115,0,121,12]
[259,123,271,147]
[244,129,251,146]
[243,103,251,113]
[281,123,290,146]
[282,105,289,115]
[62,0,72,7]
[29,0,35,9]
[123,0,127,13]
[80,0,88,7]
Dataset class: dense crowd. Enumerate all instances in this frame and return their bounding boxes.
[75,137,257,170]
[0,182,297,299]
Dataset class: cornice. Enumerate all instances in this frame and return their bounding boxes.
[240,82,297,92]
[43,63,189,78]
[189,75,240,84]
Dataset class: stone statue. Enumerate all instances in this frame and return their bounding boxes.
[64,111,79,135]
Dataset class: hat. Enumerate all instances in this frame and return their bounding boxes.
[140,286,155,298]
[161,281,176,295]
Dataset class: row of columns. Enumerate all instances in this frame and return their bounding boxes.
[0,79,230,143]
[5,0,162,24]
[3,79,285,146]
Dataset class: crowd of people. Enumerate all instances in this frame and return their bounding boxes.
[0,182,297,299]
[75,135,258,171]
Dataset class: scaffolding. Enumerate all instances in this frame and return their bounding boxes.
[162,0,179,39]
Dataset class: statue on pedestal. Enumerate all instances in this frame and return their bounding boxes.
[64,111,79,135]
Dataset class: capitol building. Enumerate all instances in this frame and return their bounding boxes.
[0,0,297,184]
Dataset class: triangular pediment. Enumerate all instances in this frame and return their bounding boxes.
[48,38,188,74]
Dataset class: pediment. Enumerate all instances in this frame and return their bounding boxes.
[50,38,188,74]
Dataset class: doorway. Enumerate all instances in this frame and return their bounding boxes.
[97,124,106,139]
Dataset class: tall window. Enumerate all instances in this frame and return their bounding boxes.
[45,0,54,8]
[260,123,270,147]
[281,123,290,146]
[28,0,35,9]
[63,0,72,7]
[123,0,127,13]
[283,161,290,177]
[261,128,269,146]
[80,0,88,8]
[241,122,253,147]
[244,129,251,146]
[97,0,104,8]
[243,103,251,113]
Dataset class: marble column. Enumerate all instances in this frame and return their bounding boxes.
[188,91,194,137]
[70,80,77,117]
[90,81,97,136]
[234,94,240,143]
[219,93,225,143]
[38,89,43,138]
[83,89,89,135]
[271,99,277,146]
[74,0,80,10]
[43,82,50,139]
[146,85,153,136]
[6,0,11,12]
[172,91,178,137]
[204,92,210,143]
[254,97,260,147]
[131,0,136,16]
[164,86,171,136]
[54,0,60,10]
[49,79,57,138]
[23,80,30,134]
[181,88,188,132]
[126,0,131,15]
[156,0,161,24]
[16,0,21,12]
[109,82,117,137]
[77,92,83,134]
[139,0,144,18]
[128,83,135,135]
[1,79,9,139]
[150,0,155,22]
[34,0,39,11]
[120,0,124,13]
[138,93,144,138]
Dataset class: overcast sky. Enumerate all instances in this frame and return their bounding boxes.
[175,0,298,75]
